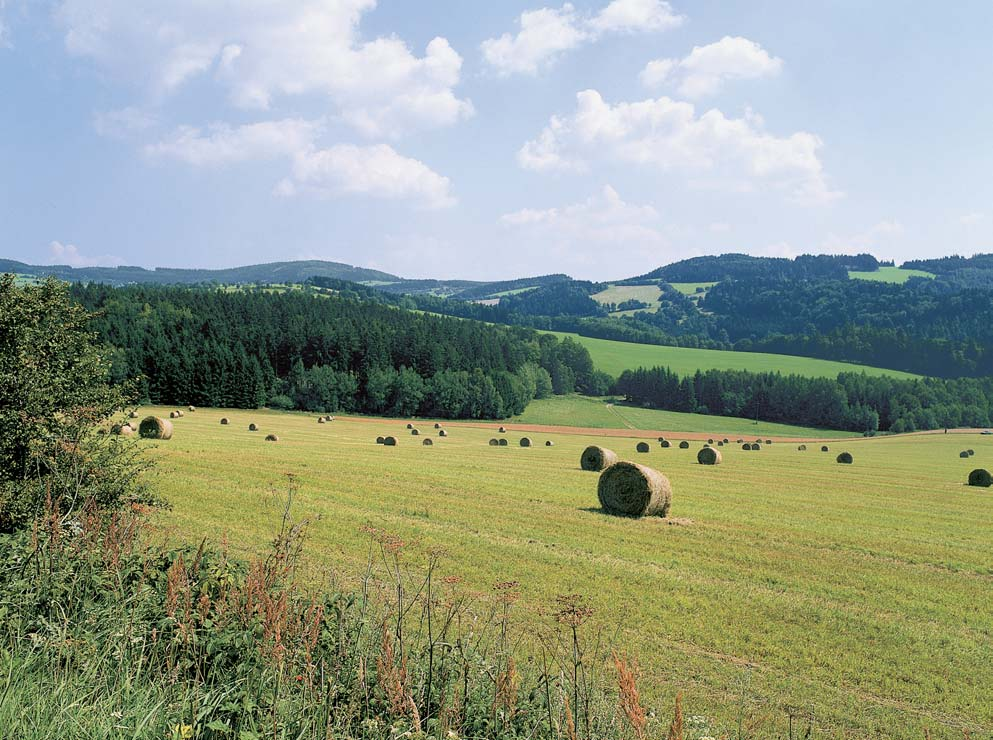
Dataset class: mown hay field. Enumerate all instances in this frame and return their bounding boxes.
[139,405,993,739]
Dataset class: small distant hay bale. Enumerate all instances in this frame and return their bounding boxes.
[545,440,554,446]
[581,445,618,472]
[384,436,398,446]
[660,440,671,449]
[636,441,650,453]
[657,436,665,443]
[176,410,184,417]
[968,449,975,456]
[597,462,672,518]
[220,417,229,425]
[707,438,714,445]
[723,438,729,444]
[423,438,434,446]
[318,417,326,424]
[498,438,508,447]
[249,423,258,431]
[376,436,385,444]
[499,426,507,433]
[110,423,131,435]
[697,447,722,465]
[439,430,448,437]
[968,468,992,487]
[169,411,179,419]
[489,438,499,446]
[821,446,830,452]
[717,440,724,447]
[265,434,279,442]
[188,406,196,412]
[411,429,420,436]
[129,411,139,419]
[765,439,772,445]
[520,437,533,447]
[119,425,135,437]
[406,423,413,429]
[798,444,807,451]
[434,423,442,429]
[836,452,853,464]
[751,444,761,451]
[678,441,689,449]
[138,416,173,440]
[742,443,752,451]
[736,438,744,444]
[327,416,334,422]
[960,451,970,458]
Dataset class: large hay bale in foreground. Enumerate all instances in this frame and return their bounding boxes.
[376,436,385,445]
[742,443,752,451]
[265,434,279,442]
[498,438,508,447]
[520,437,533,447]
[968,468,992,487]
[383,436,398,446]
[423,438,433,446]
[220,417,229,425]
[821,445,830,452]
[636,442,650,453]
[138,416,173,440]
[697,447,722,465]
[597,462,672,518]
[249,423,258,431]
[489,438,499,446]
[837,452,853,464]
[678,441,689,449]
[960,451,970,458]
[581,445,618,472]
[660,440,671,448]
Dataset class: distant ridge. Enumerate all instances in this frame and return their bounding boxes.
[0,259,400,286]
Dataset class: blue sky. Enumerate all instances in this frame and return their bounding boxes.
[1,0,991,280]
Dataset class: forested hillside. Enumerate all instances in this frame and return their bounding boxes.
[71,284,608,417]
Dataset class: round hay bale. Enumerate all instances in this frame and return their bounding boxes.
[498,438,508,447]
[489,438,499,446]
[376,436,385,444]
[960,451,970,458]
[129,411,139,419]
[742,443,752,451]
[697,447,722,465]
[249,423,258,432]
[318,417,326,424]
[434,423,441,429]
[327,416,334,422]
[821,446,830,452]
[439,430,448,437]
[636,441,650,453]
[751,444,761,451]
[220,417,229,425]
[499,426,507,433]
[660,440,671,449]
[411,429,420,436]
[968,468,992,487]
[580,445,618,472]
[110,422,131,435]
[265,434,279,442]
[765,440,772,445]
[545,440,554,446]
[968,449,975,456]
[118,425,135,437]
[836,452,853,464]
[678,441,689,449]
[597,462,672,518]
[520,437,533,447]
[736,438,744,444]
[657,436,665,443]
[798,444,807,451]
[177,410,184,417]
[384,436,398,446]
[406,423,413,429]
[188,406,196,412]
[707,438,714,445]
[723,438,729,444]
[169,411,179,419]
[423,438,434,446]
[138,416,173,440]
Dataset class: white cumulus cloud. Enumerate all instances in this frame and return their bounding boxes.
[56,0,473,138]
[48,241,123,268]
[519,90,840,204]
[640,36,783,97]
[146,118,454,208]
[482,0,682,76]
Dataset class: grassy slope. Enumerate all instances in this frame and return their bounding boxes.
[669,281,718,295]
[592,284,663,306]
[544,331,920,380]
[848,266,936,283]
[513,395,854,437]
[141,405,993,739]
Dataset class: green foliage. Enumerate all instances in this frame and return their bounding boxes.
[0,275,147,530]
